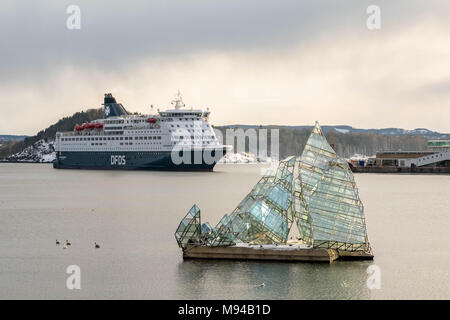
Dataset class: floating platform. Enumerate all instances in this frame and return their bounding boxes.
[182,243,373,263]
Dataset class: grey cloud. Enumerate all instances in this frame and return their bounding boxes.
[1,1,450,135]
[1,0,446,81]
[421,79,450,95]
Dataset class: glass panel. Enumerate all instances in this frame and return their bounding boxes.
[294,122,371,252]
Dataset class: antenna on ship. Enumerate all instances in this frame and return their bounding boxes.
[172,90,185,110]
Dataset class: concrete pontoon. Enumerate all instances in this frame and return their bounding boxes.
[182,243,373,263]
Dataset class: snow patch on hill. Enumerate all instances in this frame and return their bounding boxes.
[219,152,271,164]
[7,139,55,163]
[219,152,258,163]
[335,128,350,134]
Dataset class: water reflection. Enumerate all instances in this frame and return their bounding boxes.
[176,259,374,299]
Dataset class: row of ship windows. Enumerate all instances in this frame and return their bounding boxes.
[105,120,124,124]
[162,116,203,120]
[173,136,215,140]
[61,142,213,148]
[105,119,159,124]
[134,136,161,140]
[106,117,204,124]
[106,125,160,129]
[168,129,209,134]
[86,141,212,146]
[132,142,161,145]
[170,124,209,128]
[105,120,159,125]
[87,142,162,146]
[65,148,163,151]
[62,136,162,141]
[173,141,215,145]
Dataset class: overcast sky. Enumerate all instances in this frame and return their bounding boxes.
[1,0,450,135]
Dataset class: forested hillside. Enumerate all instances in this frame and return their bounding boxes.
[0,108,102,158]
[214,126,428,158]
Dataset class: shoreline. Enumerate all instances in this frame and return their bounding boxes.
[0,160,52,164]
[351,166,450,174]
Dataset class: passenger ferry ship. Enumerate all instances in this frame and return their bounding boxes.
[53,92,230,170]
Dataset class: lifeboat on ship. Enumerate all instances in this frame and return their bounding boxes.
[94,123,103,129]
[86,123,96,129]
[75,124,82,131]
[146,118,157,124]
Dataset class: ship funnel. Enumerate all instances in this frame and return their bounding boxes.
[103,93,129,118]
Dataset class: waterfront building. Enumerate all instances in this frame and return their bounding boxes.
[353,139,450,173]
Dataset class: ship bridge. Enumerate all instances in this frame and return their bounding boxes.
[158,91,210,120]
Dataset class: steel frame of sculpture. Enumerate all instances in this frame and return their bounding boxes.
[175,204,202,249]
[295,122,371,252]
[175,122,372,253]
[209,156,296,246]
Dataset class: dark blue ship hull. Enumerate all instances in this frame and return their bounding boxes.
[53,147,228,171]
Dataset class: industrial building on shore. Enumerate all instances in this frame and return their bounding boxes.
[350,140,450,173]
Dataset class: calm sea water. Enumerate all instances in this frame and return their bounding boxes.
[0,163,449,299]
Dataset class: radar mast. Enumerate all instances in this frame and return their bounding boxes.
[172,90,185,110]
